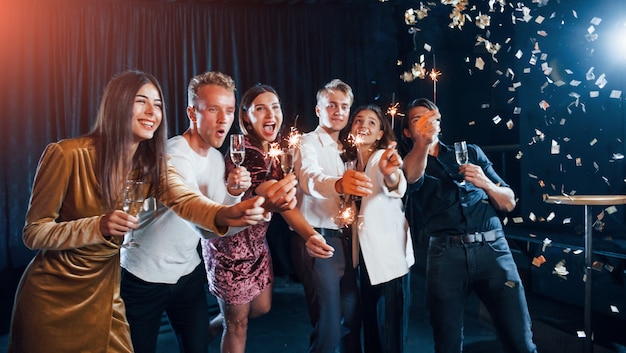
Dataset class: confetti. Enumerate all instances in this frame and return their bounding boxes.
[532,255,546,267]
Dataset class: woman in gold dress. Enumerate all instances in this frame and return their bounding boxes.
[7,70,268,353]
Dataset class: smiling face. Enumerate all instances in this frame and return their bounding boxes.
[189,84,236,149]
[132,83,162,144]
[245,91,283,144]
[350,109,384,149]
[316,89,351,137]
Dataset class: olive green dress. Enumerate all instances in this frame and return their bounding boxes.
[8,136,228,353]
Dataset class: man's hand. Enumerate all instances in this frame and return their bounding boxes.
[305,233,335,258]
[255,174,298,212]
[99,210,137,238]
[413,109,441,147]
[336,170,373,197]
[215,196,267,227]
[226,166,252,195]
[459,163,491,190]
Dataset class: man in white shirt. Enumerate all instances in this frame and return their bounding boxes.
[292,79,373,353]
[120,71,296,353]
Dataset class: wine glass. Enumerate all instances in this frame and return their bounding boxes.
[280,147,295,174]
[229,134,246,188]
[454,141,468,165]
[454,141,468,185]
[122,180,145,249]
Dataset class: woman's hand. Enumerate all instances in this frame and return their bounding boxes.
[255,174,298,212]
[99,210,137,238]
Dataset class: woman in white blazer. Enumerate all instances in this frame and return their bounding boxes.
[344,104,415,353]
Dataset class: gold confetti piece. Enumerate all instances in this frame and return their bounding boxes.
[604,264,614,272]
[539,100,550,110]
[546,212,555,222]
[532,255,546,267]
[529,233,537,238]
[577,331,586,338]
[570,80,581,86]
[563,248,571,254]
[542,238,552,252]
[610,305,619,313]
[553,260,569,278]
[537,30,547,37]
[563,218,572,224]
[512,217,524,224]
[538,180,545,187]
[610,90,622,99]
[595,73,608,89]
[590,17,602,26]
[576,158,582,167]
[506,120,514,130]
[590,91,599,98]
[515,151,523,159]
[475,57,485,70]
[592,261,604,271]
[468,121,475,126]
[551,140,560,154]
[605,206,618,214]
[504,281,516,288]
[492,115,502,124]
[590,138,597,146]
[573,249,583,255]
[529,212,537,222]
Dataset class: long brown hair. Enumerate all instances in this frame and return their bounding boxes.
[238,84,281,148]
[88,70,168,210]
[342,104,395,162]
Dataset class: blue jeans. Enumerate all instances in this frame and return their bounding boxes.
[426,236,537,353]
[121,264,210,353]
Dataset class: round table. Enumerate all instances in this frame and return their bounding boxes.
[544,195,626,353]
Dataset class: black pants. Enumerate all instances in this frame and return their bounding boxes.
[120,264,210,353]
[292,234,362,353]
[360,259,410,353]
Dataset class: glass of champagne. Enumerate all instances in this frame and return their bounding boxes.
[122,180,144,249]
[280,147,295,175]
[454,141,468,185]
[230,134,246,188]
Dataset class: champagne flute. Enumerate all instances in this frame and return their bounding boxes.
[454,141,468,185]
[122,180,144,249]
[454,141,468,165]
[280,147,295,175]
[230,134,246,188]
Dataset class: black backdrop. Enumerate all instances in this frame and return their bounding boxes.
[3,0,625,335]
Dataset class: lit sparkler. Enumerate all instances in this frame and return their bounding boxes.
[266,142,283,177]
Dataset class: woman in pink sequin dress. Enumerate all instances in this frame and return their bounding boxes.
[202,84,321,353]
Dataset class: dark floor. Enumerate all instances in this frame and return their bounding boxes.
[2,262,626,352]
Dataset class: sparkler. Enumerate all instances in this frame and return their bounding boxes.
[386,93,399,130]
[265,142,283,177]
[429,54,441,104]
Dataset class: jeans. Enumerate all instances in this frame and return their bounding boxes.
[426,236,537,353]
[292,234,362,353]
[120,264,210,353]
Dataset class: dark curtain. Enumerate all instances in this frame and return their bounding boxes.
[0,0,401,332]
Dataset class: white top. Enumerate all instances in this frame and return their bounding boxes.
[120,135,241,284]
[358,149,415,285]
[294,126,345,229]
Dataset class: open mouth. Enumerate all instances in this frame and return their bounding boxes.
[139,120,155,128]
[263,123,276,134]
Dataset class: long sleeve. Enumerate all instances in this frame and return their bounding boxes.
[23,141,110,250]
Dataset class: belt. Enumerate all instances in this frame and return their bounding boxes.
[314,227,346,238]
[430,229,504,245]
